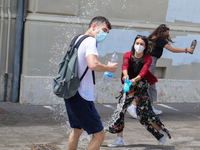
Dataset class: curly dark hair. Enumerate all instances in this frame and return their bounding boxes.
[148,24,173,43]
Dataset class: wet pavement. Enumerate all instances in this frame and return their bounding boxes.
[0,101,200,150]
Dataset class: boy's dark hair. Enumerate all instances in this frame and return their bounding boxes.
[148,24,173,43]
[89,16,112,30]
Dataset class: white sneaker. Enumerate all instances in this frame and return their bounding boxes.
[107,137,124,147]
[127,104,137,119]
[158,130,167,145]
[152,106,162,115]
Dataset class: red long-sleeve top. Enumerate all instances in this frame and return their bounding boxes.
[121,51,158,85]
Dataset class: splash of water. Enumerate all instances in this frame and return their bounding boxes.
[104,92,126,132]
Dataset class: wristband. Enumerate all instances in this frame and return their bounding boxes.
[185,48,188,53]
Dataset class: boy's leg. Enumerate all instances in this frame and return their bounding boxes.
[68,128,84,150]
[65,92,104,149]
[87,130,105,150]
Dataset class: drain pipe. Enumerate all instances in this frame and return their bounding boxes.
[11,0,24,103]
[0,0,4,75]
[4,0,11,102]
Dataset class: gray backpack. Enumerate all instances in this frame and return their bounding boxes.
[53,34,95,99]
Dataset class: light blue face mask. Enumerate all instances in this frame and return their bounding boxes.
[95,30,107,43]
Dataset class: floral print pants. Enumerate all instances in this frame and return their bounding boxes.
[108,78,171,141]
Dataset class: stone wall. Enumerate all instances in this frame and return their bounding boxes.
[1,0,200,103]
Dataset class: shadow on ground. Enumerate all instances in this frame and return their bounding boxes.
[101,144,177,150]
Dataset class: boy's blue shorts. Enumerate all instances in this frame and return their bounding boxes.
[64,92,104,135]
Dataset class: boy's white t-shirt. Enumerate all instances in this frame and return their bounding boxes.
[76,35,98,101]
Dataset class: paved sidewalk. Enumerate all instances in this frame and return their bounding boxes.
[0,102,200,150]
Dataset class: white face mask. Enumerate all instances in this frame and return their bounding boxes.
[134,45,145,54]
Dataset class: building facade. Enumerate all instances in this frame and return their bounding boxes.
[0,0,200,104]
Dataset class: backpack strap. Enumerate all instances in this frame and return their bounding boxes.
[80,66,89,81]
[92,69,95,84]
[75,35,96,84]
[74,35,90,48]
[80,66,95,84]
[66,34,82,55]
[70,34,82,47]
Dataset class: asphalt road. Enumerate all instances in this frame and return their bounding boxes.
[0,102,200,150]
